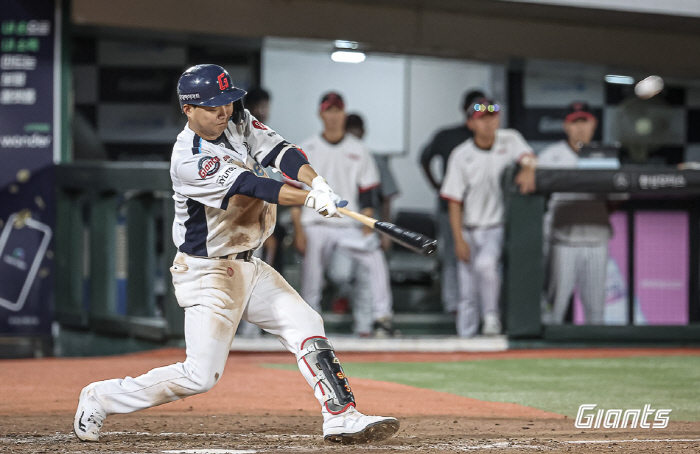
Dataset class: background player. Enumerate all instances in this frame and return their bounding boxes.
[538,102,613,325]
[73,65,399,444]
[420,89,485,315]
[291,93,394,337]
[440,97,536,338]
[321,112,399,336]
[244,87,271,124]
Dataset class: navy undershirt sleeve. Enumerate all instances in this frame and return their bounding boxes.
[278,148,310,180]
[359,187,379,210]
[221,172,284,209]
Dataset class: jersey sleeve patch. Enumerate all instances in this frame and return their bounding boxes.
[197,156,221,179]
[252,119,268,130]
[175,154,248,209]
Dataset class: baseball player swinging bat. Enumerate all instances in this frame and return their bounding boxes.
[337,207,437,256]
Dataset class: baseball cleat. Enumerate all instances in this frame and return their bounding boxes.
[73,383,106,442]
[323,407,400,444]
[482,313,502,336]
[373,316,399,338]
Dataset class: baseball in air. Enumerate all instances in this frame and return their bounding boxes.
[634,75,664,99]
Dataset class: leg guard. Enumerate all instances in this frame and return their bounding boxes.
[297,336,355,414]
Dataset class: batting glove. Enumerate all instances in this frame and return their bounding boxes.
[311,175,343,205]
[305,189,342,218]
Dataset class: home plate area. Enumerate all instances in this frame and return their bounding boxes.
[1,415,700,454]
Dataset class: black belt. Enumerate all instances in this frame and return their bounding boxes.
[186,250,254,261]
[224,250,254,261]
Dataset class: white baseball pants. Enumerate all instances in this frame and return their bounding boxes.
[301,225,393,335]
[86,252,327,415]
[456,225,504,338]
[547,243,607,324]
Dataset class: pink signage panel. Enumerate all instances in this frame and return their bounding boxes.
[633,211,688,325]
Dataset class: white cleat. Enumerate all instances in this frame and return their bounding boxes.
[73,383,106,442]
[482,313,502,336]
[323,407,399,444]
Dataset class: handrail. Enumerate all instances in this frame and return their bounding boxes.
[56,162,172,192]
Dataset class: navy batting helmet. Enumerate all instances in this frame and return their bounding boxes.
[177,64,247,124]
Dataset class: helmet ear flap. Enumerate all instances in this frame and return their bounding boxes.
[231,99,245,125]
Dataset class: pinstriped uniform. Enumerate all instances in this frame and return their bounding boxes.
[547,243,607,324]
[539,140,613,324]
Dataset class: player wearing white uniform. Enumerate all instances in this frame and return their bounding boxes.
[291,93,393,337]
[538,102,611,325]
[73,65,399,444]
[420,90,486,315]
[440,98,536,338]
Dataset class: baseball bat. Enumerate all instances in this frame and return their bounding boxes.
[337,207,437,256]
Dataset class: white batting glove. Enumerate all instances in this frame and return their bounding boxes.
[304,189,341,218]
[311,175,342,205]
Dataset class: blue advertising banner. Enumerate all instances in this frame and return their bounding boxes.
[0,0,59,336]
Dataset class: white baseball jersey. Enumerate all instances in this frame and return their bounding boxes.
[171,111,297,257]
[440,129,533,228]
[537,140,612,244]
[297,134,380,227]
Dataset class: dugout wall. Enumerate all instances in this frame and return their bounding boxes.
[504,166,700,343]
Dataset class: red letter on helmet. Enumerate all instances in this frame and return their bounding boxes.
[217,73,229,91]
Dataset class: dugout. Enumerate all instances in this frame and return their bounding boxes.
[5,0,700,357]
[504,166,700,344]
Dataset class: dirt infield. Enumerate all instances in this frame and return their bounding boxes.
[2,347,700,453]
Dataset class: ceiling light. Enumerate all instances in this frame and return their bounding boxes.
[334,40,358,49]
[331,51,366,63]
[605,75,635,85]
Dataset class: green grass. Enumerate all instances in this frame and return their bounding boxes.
[266,356,700,420]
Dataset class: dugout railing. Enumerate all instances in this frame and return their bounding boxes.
[55,162,184,353]
[504,165,700,343]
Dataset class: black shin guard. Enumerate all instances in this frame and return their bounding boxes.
[300,337,355,413]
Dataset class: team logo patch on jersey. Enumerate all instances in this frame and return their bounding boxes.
[252,120,268,130]
[198,156,220,179]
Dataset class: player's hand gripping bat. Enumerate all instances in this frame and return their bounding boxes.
[337,207,437,256]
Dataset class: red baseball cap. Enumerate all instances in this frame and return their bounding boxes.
[565,101,596,123]
[320,92,345,112]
